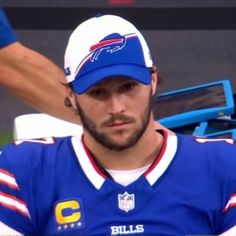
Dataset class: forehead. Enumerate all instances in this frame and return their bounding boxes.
[91,76,138,88]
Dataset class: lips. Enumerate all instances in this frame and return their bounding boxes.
[103,114,135,128]
[108,121,130,127]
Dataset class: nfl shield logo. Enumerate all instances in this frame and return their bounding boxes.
[118,192,135,212]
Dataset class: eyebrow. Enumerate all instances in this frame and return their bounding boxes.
[94,77,136,87]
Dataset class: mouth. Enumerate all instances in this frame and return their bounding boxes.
[108,122,129,127]
[107,121,132,130]
[103,115,135,130]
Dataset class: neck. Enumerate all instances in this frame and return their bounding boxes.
[83,120,164,170]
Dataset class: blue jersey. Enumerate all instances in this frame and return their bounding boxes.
[0,131,236,235]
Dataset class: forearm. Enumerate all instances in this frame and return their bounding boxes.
[0,42,80,124]
[0,7,170,133]
[0,43,172,131]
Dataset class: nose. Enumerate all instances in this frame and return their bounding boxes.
[107,94,125,115]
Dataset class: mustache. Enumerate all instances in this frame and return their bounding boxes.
[102,114,136,127]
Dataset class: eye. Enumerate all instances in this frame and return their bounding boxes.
[87,88,108,99]
[119,81,138,93]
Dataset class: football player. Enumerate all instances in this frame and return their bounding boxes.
[0,13,236,235]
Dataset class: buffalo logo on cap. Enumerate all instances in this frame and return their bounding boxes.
[89,33,126,62]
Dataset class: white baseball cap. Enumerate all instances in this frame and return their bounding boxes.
[64,14,153,94]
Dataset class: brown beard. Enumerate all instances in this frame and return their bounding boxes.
[75,89,153,151]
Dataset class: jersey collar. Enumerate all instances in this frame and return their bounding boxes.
[144,130,178,185]
[71,130,178,189]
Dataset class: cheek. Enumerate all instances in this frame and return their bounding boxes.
[136,90,153,113]
[136,90,151,106]
[89,105,100,114]
[80,100,104,116]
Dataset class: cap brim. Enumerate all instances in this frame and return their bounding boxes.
[71,64,151,94]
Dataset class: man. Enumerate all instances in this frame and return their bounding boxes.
[0,14,236,235]
[0,7,168,132]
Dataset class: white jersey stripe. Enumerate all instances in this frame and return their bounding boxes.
[0,191,30,218]
[0,168,19,190]
[0,221,22,235]
[220,225,236,235]
[223,193,236,212]
[71,136,106,190]
[145,133,177,186]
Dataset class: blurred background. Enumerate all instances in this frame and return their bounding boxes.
[1,0,236,141]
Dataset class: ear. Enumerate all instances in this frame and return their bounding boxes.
[66,87,78,110]
[151,66,158,95]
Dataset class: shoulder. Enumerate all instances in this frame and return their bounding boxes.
[177,134,236,177]
[177,133,236,153]
[1,136,72,155]
[0,136,74,175]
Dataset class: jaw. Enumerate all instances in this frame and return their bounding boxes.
[97,128,139,150]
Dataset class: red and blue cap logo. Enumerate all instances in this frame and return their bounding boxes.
[89,34,126,62]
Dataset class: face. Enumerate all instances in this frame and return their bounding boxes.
[70,75,157,151]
